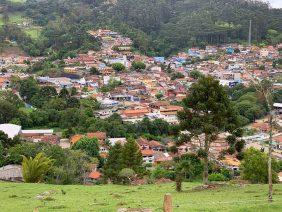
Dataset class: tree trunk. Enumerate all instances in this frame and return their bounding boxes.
[203,156,209,185]
[268,112,273,202]
[203,137,209,185]
[176,180,182,192]
[175,172,182,192]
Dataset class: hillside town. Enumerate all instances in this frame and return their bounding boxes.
[0,29,281,184]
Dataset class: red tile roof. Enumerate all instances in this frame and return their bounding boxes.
[149,140,163,148]
[87,131,107,140]
[273,136,282,144]
[89,171,102,180]
[70,134,84,145]
[122,109,149,117]
[141,149,154,156]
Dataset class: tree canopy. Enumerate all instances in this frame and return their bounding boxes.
[178,76,240,184]
[1,0,281,56]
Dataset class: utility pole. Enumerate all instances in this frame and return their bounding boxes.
[248,20,252,46]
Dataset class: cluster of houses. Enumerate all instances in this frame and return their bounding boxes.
[1,117,282,181]
[0,29,281,182]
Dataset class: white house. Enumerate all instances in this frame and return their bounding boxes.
[0,124,22,139]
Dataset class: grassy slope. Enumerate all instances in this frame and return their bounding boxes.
[1,182,282,211]
[8,0,27,3]
[0,14,3,26]
[0,11,41,39]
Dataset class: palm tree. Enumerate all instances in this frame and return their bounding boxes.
[22,153,53,183]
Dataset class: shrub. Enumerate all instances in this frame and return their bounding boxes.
[71,137,100,159]
[0,142,4,166]
[132,61,146,71]
[220,168,232,180]
[236,152,244,160]
[227,146,235,154]
[8,142,91,184]
[235,140,245,152]
[22,153,53,183]
[151,166,174,180]
[240,148,278,183]
[208,173,226,182]
[112,63,125,72]
[119,168,135,184]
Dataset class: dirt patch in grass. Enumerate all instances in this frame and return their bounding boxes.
[49,205,67,210]
[192,183,227,191]
[111,193,123,198]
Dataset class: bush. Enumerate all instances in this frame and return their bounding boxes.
[112,63,125,72]
[22,153,53,183]
[235,140,245,152]
[132,61,146,71]
[7,142,91,184]
[0,142,4,166]
[175,153,203,181]
[236,152,244,160]
[151,166,174,180]
[240,148,278,183]
[71,137,100,159]
[208,173,227,181]
[119,168,135,184]
[278,160,282,172]
[220,168,232,180]
[227,146,235,154]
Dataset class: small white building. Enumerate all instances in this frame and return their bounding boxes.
[108,138,127,146]
[274,103,282,114]
[0,124,22,139]
[141,149,155,164]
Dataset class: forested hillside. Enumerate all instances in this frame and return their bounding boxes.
[0,0,281,57]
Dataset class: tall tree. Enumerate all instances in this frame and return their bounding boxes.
[122,138,143,172]
[103,143,124,183]
[178,76,239,184]
[240,148,278,184]
[0,100,19,124]
[59,88,70,99]
[19,77,39,102]
[71,137,100,159]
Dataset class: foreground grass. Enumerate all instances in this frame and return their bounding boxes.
[0,182,282,211]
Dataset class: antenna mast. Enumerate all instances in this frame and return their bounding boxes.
[248,20,252,46]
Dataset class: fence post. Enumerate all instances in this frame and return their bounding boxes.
[163,193,172,212]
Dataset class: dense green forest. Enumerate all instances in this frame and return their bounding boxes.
[0,0,281,57]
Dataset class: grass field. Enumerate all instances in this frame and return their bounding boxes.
[0,14,4,26]
[24,27,42,40]
[1,182,282,211]
[0,11,41,39]
[8,0,27,3]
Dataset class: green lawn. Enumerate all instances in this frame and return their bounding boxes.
[0,14,4,26]
[0,12,27,26]
[1,182,282,211]
[8,0,27,3]
[0,11,41,39]
[8,12,29,24]
[24,27,42,39]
